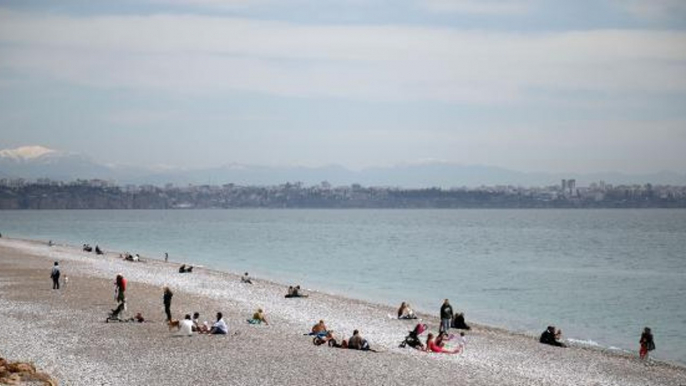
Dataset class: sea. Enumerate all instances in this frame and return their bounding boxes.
[1,209,684,364]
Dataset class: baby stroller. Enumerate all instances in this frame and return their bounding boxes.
[399,323,427,349]
[106,301,126,323]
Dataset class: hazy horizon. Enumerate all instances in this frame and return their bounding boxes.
[1,1,685,174]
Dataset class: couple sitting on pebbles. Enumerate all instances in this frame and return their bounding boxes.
[310,320,376,352]
[285,285,308,298]
[176,312,228,336]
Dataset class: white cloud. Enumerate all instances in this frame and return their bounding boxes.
[421,0,534,14]
[0,9,685,104]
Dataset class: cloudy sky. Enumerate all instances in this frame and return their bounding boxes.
[0,0,685,173]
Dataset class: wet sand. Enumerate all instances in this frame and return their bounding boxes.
[0,238,684,386]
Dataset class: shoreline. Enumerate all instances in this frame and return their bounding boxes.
[1,236,685,385]
[5,236,681,367]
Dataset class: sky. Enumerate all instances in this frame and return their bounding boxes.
[0,0,685,173]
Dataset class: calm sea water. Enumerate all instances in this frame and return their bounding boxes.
[1,209,684,364]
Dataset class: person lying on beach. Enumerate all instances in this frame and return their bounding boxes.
[397,302,418,319]
[247,308,269,325]
[540,326,566,347]
[241,272,253,284]
[208,312,228,335]
[425,333,461,354]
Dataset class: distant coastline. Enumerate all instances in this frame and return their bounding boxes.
[1,179,685,209]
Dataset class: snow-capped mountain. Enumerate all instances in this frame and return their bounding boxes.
[1,145,684,187]
[0,145,113,181]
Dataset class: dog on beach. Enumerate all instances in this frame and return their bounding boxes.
[167,319,181,331]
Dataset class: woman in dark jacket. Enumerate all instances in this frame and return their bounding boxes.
[639,327,655,360]
[163,286,173,322]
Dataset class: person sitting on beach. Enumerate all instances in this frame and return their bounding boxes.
[95,245,103,255]
[179,314,194,336]
[208,312,228,335]
[178,264,193,273]
[451,312,471,330]
[540,326,566,347]
[347,330,374,351]
[241,272,253,284]
[435,331,450,348]
[311,320,327,335]
[425,333,461,354]
[247,308,269,325]
[191,312,209,333]
[286,285,308,298]
[397,302,417,319]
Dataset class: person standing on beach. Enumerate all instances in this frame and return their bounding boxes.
[440,299,454,334]
[163,286,173,322]
[164,252,168,262]
[50,262,60,290]
[115,274,127,304]
[639,327,655,360]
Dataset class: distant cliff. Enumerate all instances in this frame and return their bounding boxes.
[1,181,685,209]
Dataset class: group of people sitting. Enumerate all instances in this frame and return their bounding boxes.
[397,302,417,319]
[178,264,194,273]
[82,244,104,255]
[399,322,466,354]
[121,253,140,262]
[285,285,308,298]
[309,320,375,351]
[177,312,228,336]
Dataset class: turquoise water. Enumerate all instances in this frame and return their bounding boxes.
[1,209,684,364]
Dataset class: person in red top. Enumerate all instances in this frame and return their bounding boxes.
[115,273,127,303]
[425,333,461,354]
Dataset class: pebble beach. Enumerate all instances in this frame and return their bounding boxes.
[1,237,685,386]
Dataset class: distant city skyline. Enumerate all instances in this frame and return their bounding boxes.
[1,1,685,174]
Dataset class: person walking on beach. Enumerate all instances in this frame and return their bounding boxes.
[639,327,655,360]
[115,274,127,304]
[50,261,60,290]
[440,299,454,334]
[163,286,173,322]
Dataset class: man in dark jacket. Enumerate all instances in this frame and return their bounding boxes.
[440,299,454,334]
[50,262,60,290]
[540,326,565,347]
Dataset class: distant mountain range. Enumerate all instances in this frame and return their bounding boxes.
[1,146,685,187]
